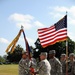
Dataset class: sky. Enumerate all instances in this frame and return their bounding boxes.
[0,0,75,56]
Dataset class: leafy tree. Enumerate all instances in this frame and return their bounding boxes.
[34,37,75,59]
[3,55,7,62]
[7,44,24,63]
[0,56,5,62]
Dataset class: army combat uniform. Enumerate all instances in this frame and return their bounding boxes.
[60,54,66,75]
[61,60,66,75]
[38,59,51,75]
[36,52,51,75]
[49,57,62,75]
[49,50,62,75]
[68,60,75,75]
[68,53,75,75]
[31,57,37,69]
[19,58,31,75]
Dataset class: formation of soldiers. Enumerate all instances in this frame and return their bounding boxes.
[19,50,75,75]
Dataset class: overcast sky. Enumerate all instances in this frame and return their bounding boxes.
[0,0,75,56]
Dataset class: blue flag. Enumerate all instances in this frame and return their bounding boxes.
[23,30,32,59]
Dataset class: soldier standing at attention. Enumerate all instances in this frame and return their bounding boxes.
[49,50,62,75]
[60,54,66,75]
[19,51,31,75]
[68,53,75,75]
[35,52,51,75]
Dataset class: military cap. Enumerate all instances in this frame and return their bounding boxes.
[69,53,75,57]
[22,51,28,55]
[61,54,66,57]
[49,50,56,54]
[40,52,48,56]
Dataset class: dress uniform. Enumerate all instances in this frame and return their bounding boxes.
[60,54,66,75]
[49,50,62,75]
[19,51,31,75]
[68,53,75,75]
[36,52,51,75]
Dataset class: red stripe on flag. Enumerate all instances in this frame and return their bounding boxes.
[40,32,67,42]
[42,37,67,48]
[38,25,55,33]
[39,29,67,38]
[38,15,67,48]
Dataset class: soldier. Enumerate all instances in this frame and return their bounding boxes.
[35,52,51,75]
[30,55,37,68]
[60,54,66,75]
[68,53,75,75]
[30,55,37,74]
[49,50,62,75]
[19,51,31,75]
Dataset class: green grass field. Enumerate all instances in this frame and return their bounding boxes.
[0,64,18,75]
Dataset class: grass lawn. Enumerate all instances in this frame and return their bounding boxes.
[0,64,18,75]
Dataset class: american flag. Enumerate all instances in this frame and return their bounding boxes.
[23,30,32,59]
[38,15,67,48]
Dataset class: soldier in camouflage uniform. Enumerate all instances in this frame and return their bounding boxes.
[19,51,31,75]
[35,52,51,75]
[30,55,37,69]
[49,50,62,75]
[30,55,37,74]
[60,54,66,75]
[68,53,75,75]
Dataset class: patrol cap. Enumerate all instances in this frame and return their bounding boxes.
[40,52,47,56]
[69,53,75,57]
[22,51,28,55]
[49,50,56,54]
[61,54,66,57]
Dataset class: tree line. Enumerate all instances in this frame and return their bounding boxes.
[0,37,75,63]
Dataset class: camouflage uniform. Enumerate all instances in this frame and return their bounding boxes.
[38,59,51,75]
[49,57,62,75]
[68,53,75,75]
[61,60,66,75]
[49,50,62,75]
[60,54,66,75]
[36,52,51,75]
[30,57,37,72]
[19,58,31,75]
[31,58,37,68]
[68,60,75,75]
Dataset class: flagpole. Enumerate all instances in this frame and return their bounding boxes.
[66,40,68,75]
[66,12,68,75]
